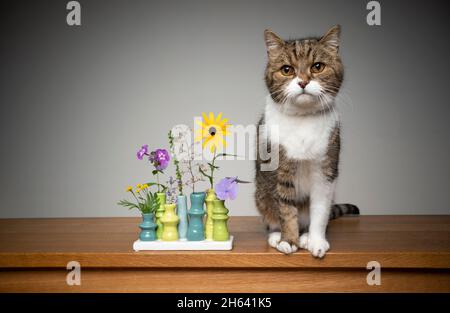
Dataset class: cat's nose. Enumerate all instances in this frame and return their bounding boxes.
[298,81,309,89]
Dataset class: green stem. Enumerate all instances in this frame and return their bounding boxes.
[210,148,217,189]
[175,159,183,195]
[168,130,183,195]
[188,159,195,193]
[157,172,160,192]
[130,190,141,207]
[134,189,145,211]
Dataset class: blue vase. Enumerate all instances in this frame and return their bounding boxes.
[187,191,206,241]
[139,213,157,241]
[177,195,188,240]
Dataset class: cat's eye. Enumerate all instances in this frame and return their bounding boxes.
[311,62,325,73]
[280,65,294,76]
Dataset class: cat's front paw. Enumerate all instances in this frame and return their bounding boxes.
[299,232,309,249]
[276,241,298,254]
[307,236,330,258]
[267,232,281,248]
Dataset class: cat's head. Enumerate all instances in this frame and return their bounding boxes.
[264,25,343,115]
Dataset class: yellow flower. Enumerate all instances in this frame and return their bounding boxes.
[142,184,149,189]
[136,183,142,188]
[136,187,142,193]
[126,186,132,192]
[195,112,230,152]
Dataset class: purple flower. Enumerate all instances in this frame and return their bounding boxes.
[152,148,170,171]
[215,177,238,201]
[137,145,149,160]
[148,152,155,163]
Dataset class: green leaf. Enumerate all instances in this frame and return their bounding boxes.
[117,200,140,211]
[144,182,167,190]
[144,182,160,186]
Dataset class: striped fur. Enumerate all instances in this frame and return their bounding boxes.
[255,26,359,258]
[330,203,360,220]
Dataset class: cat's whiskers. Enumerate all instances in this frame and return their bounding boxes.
[269,89,284,98]
[320,88,342,122]
[277,91,291,115]
[318,95,328,125]
[318,94,328,121]
[268,89,291,112]
[318,92,339,123]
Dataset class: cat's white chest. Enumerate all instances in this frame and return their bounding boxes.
[264,97,338,160]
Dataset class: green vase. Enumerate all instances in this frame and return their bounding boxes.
[204,189,217,240]
[212,199,230,241]
[161,203,179,241]
[155,192,166,240]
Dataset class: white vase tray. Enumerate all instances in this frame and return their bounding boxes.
[133,236,234,251]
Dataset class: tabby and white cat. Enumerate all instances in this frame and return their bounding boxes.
[255,25,359,258]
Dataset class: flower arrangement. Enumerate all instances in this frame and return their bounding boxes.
[121,112,248,247]
[118,184,160,214]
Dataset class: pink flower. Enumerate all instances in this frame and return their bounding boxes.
[137,145,149,160]
[150,149,170,171]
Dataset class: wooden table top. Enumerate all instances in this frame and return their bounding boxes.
[0,216,449,269]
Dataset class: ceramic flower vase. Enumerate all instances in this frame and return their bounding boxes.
[177,195,188,240]
[155,192,166,240]
[161,203,179,241]
[204,189,217,240]
[212,199,230,241]
[187,191,206,241]
[139,213,157,241]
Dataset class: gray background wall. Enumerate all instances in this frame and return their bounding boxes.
[1,0,449,217]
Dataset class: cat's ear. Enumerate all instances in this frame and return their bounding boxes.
[264,29,284,56]
[319,25,341,53]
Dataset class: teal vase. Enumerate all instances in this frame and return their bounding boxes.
[177,195,188,240]
[187,191,206,241]
[139,213,157,241]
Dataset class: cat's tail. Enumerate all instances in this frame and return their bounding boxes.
[329,203,360,220]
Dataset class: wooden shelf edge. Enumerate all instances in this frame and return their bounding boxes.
[1,252,449,269]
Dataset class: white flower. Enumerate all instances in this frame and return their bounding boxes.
[171,125,191,142]
[173,143,191,161]
[170,125,195,162]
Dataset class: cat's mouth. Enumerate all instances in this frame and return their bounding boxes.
[293,89,317,98]
[295,93,315,99]
[290,93,317,107]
